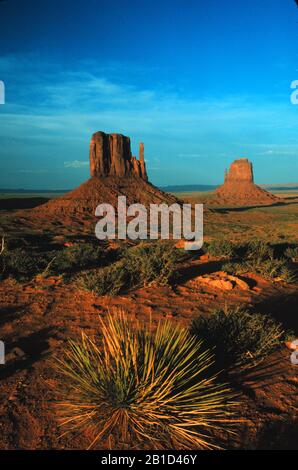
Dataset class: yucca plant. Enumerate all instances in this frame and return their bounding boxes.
[54,310,237,450]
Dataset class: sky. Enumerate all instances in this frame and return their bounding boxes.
[0,0,297,189]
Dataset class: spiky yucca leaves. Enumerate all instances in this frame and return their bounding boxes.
[55,311,237,450]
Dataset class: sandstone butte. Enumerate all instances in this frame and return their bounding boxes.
[29,131,178,218]
[210,158,280,207]
[89,132,148,181]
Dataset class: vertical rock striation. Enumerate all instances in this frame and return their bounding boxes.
[89,131,148,180]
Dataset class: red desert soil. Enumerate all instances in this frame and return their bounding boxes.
[0,136,297,449]
[0,254,297,450]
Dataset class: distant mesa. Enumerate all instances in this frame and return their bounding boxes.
[90,132,148,181]
[210,158,280,207]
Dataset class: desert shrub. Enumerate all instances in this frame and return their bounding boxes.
[206,239,238,258]
[208,238,275,262]
[221,261,236,274]
[244,239,274,262]
[219,238,297,284]
[0,242,114,281]
[49,243,108,275]
[123,241,184,286]
[284,246,298,261]
[55,311,236,450]
[1,248,48,280]
[76,261,127,296]
[190,306,284,369]
[76,242,185,295]
[259,258,296,282]
[223,257,296,284]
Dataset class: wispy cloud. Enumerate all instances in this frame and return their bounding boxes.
[0,53,297,187]
[64,160,89,168]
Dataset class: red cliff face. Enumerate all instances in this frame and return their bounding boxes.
[213,158,279,206]
[139,142,148,182]
[224,158,254,183]
[89,132,148,180]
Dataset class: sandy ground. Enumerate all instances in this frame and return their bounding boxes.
[0,196,297,450]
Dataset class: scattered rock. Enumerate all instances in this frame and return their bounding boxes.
[5,347,26,363]
[195,271,250,291]
[285,340,298,351]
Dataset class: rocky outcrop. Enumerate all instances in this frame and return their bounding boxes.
[194,272,250,291]
[89,132,148,180]
[139,142,148,182]
[29,131,180,220]
[210,158,279,207]
[224,158,253,183]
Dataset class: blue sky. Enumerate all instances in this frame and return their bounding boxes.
[0,0,297,189]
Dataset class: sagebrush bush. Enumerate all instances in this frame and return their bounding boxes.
[76,261,127,296]
[190,306,284,369]
[49,243,108,275]
[123,241,184,286]
[207,238,275,261]
[223,256,296,283]
[206,239,238,258]
[0,242,115,280]
[1,248,48,280]
[217,238,297,284]
[244,239,274,262]
[55,311,237,449]
[76,242,184,295]
[284,246,298,261]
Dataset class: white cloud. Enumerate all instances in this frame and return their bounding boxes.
[0,53,298,186]
[64,160,89,168]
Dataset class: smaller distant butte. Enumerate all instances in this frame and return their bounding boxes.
[209,158,280,207]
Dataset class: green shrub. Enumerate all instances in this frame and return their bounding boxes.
[284,246,298,261]
[259,257,296,282]
[206,239,238,258]
[207,238,275,263]
[244,239,274,262]
[76,261,127,296]
[55,311,237,449]
[49,243,108,275]
[0,242,114,281]
[123,241,184,286]
[1,248,48,280]
[223,256,296,283]
[190,306,284,369]
[76,242,185,296]
[219,238,297,284]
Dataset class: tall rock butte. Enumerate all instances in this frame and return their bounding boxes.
[90,131,148,181]
[29,131,180,219]
[211,158,279,206]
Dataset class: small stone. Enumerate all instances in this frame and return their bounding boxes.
[5,347,26,363]
[195,272,250,291]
